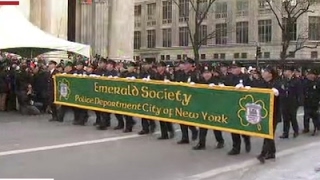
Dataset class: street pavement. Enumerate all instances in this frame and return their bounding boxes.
[0,108,319,180]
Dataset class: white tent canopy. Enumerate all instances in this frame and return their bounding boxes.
[0,6,91,57]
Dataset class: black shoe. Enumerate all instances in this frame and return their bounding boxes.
[193,143,205,150]
[96,126,107,130]
[279,134,289,139]
[293,132,299,138]
[265,154,276,160]
[138,130,149,135]
[245,142,251,153]
[312,129,318,136]
[192,130,198,141]
[256,155,265,164]
[302,129,310,134]
[157,136,169,140]
[123,129,132,133]
[228,149,240,155]
[216,142,224,149]
[177,139,189,144]
[114,126,124,130]
[57,118,63,122]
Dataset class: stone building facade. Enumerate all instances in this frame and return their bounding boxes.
[133,0,320,62]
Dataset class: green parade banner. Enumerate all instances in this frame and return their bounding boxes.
[54,74,275,139]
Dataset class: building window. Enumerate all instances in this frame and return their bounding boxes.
[179,0,189,22]
[241,53,247,59]
[215,2,227,19]
[197,0,208,20]
[311,51,318,58]
[162,28,172,47]
[199,25,207,45]
[236,21,249,44]
[147,30,156,48]
[234,53,240,59]
[177,54,182,60]
[220,53,226,59]
[134,5,141,16]
[182,54,188,59]
[161,55,165,60]
[213,53,219,59]
[147,3,156,26]
[166,55,170,60]
[179,27,189,46]
[258,19,272,43]
[288,51,295,58]
[201,54,206,59]
[215,23,227,44]
[162,1,172,24]
[309,16,320,40]
[236,1,248,17]
[264,52,270,58]
[282,18,297,41]
[258,0,271,14]
[134,31,141,49]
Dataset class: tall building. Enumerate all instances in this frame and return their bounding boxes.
[133,0,320,62]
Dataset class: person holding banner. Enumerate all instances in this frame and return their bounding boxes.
[47,60,59,122]
[225,61,251,155]
[176,58,198,144]
[257,66,281,164]
[193,65,224,150]
[154,61,175,140]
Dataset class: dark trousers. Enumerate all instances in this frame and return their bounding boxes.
[114,114,124,127]
[141,118,156,132]
[180,124,197,140]
[303,107,319,130]
[58,105,70,121]
[159,121,174,138]
[282,103,299,135]
[95,111,110,126]
[50,102,58,119]
[74,108,87,123]
[124,115,134,130]
[261,120,278,157]
[199,128,224,146]
[231,133,250,152]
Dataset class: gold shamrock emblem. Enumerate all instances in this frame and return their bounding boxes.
[237,95,268,131]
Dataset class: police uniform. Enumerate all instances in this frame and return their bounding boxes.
[47,60,59,121]
[176,58,198,144]
[279,66,302,138]
[72,61,89,125]
[302,68,320,135]
[257,66,281,164]
[154,61,175,139]
[57,61,74,122]
[138,61,157,135]
[225,61,251,155]
[193,66,224,150]
[120,62,138,133]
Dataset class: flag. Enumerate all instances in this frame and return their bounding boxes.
[0,1,19,5]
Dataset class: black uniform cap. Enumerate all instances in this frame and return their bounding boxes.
[127,62,137,68]
[184,57,195,64]
[264,66,277,77]
[100,58,108,64]
[219,62,229,67]
[65,61,73,67]
[157,61,167,67]
[306,68,318,75]
[75,61,84,66]
[48,60,57,66]
[284,66,295,71]
[202,65,212,73]
[106,59,116,66]
[230,61,242,68]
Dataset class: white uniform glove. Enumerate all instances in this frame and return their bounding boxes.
[190,82,195,85]
[142,78,148,81]
[209,83,215,87]
[235,84,244,88]
[130,76,136,80]
[245,86,251,89]
[164,79,170,83]
[218,84,225,87]
[113,76,119,78]
[107,76,113,78]
[272,88,279,96]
